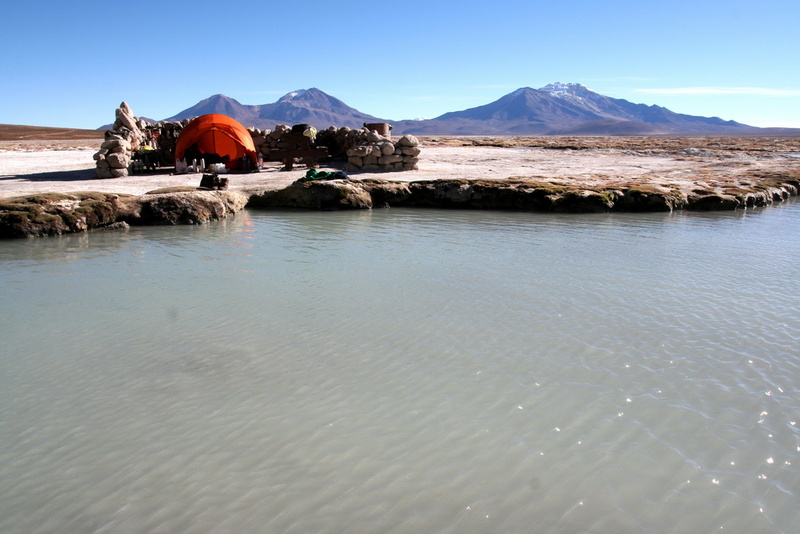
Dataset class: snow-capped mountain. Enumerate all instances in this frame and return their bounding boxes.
[165,88,382,130]
[391,83,757,135]
[149,84,779,136]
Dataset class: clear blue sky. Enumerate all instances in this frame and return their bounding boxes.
[3,0,799,129]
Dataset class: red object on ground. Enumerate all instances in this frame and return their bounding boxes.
[174,114,257,170]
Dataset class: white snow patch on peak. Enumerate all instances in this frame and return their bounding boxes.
[283,89,307,101]
[540,82,596,97]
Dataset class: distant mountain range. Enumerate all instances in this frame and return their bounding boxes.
[163,88,382,131]
[118,84,800,136]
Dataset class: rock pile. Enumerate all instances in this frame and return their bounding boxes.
[248,125,422,172]
[249,125,289,158]
[342,130,420,172]
[93,102,148,178]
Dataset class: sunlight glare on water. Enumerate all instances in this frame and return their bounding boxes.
[1,203,799,533]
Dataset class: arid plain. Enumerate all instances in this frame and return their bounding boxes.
[1,129,799,201]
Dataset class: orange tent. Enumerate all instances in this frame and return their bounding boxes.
[174,114,257,170]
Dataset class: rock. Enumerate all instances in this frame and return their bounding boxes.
[248,180,373,210]
[686,192,740,210]
[378,154,403,165]
[396,135,420,147]
[101,138,130,150]
[134,191,248,224]
[101,221,130,231]
[615,187,680,212]
[114,102,138,131]
[380,142,395,155]
[0,192,134,238]
[359,179,413,207]
[106,153,128,169]
[346,146,371,157]
[0,189,251,238]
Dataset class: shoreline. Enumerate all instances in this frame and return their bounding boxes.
[2,137,799,237]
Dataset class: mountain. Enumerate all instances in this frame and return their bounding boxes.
[165,88,383,130]
[390,83,763,135]
[167,94,257,123]
[118,84,797,136]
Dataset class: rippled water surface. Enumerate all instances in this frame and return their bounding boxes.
[2,203,799,533]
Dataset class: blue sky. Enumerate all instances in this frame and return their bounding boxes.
[3,0,799,129]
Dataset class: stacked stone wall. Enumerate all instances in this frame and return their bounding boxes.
[238,124,423,172]
[342,130,420,172]
[94,103,422,175]
[249,124,288,157]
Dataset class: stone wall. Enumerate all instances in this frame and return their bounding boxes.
[250,125,422,172]
[94,104,422,175]
[249,124,288,158]
[341,130,420,172]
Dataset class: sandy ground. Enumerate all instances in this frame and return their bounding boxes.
[1,139,798,199]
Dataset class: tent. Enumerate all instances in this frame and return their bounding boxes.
[174,114,257,171]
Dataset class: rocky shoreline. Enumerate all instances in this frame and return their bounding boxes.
[248,174,800,212]
[2,172,798,238]
[2,136,799,238]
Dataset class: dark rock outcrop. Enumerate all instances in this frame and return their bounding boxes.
[0,192,135,238]
[247,180,375,210]
[0,190,248,238]
[246,176,800,214]
[2,175,797,238]
[132,191,247,225]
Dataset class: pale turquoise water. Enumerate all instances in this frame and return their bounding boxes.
[1,203,799,533]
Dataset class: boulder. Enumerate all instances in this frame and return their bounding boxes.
[106,153,129,169]
[134,191,248,224]
[346,145,372,157]
[101,138,130,150]
[378,154,403,165]
[114,102,138,131]
[248,180,373,210]
[396,135,420,147]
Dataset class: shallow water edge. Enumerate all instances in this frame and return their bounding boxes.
[2,174,799,238]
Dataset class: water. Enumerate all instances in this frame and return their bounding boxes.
[1,203,799,533]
